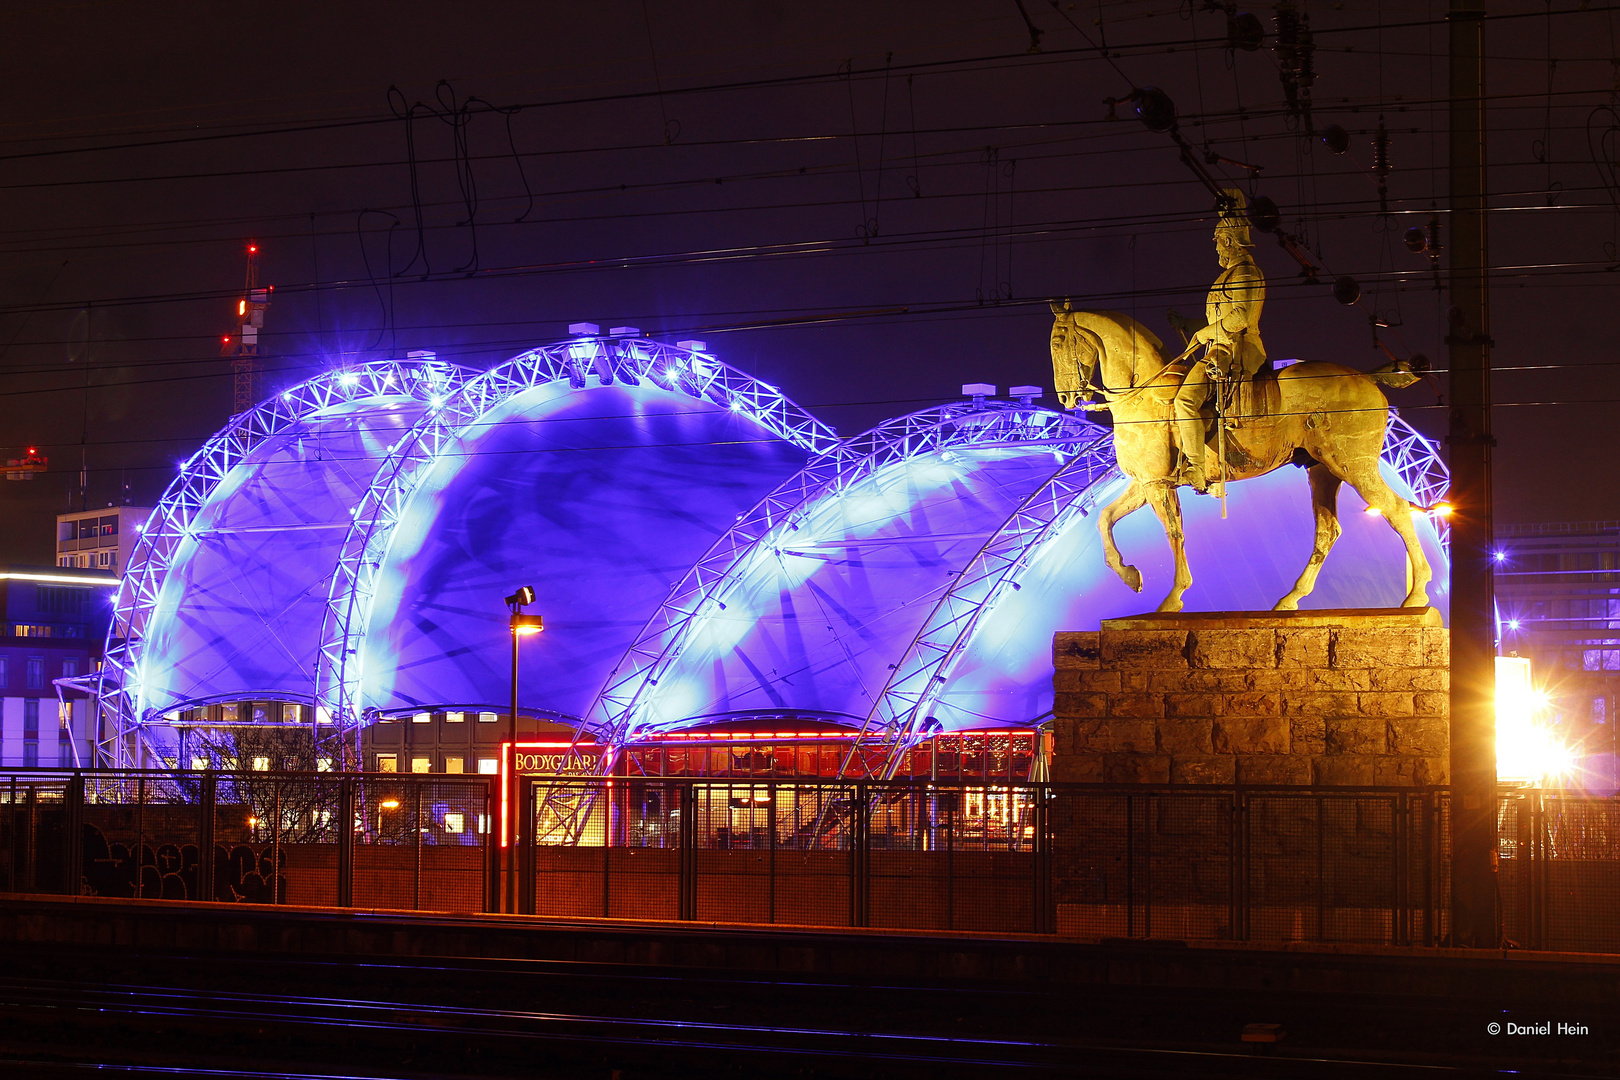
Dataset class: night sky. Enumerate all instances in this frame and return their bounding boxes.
[1,0,1614,566]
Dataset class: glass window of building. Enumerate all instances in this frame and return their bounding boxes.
[282,703,300,723]
[478,712,496,723]
[445,711,464,723]
[411,756,431,773]
[412,712,430,724]
[0,657,7,688]
[25,658,44,690]
[23,699,39,736]
[477,758,498,774]
[376,754,398,773]
[60,658,77,679]
[444,756,464,774]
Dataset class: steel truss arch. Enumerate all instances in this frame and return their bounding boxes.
[1383,410,1452,553]
[522,401,1101,842]
[99,356,471,767]
[311,337,838,750]
[582,403,1102,753]
[850,432,1118,779]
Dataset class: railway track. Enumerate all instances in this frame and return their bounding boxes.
[0,945,1611,1079]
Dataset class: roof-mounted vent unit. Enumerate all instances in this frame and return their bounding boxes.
[568,322,601,336]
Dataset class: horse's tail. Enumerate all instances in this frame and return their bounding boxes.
[1368,358,1423,389]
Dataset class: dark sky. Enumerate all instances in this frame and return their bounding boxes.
[1,0,1614,566]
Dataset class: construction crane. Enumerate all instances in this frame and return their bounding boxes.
[3,446,47,481]
[221,242,271,416]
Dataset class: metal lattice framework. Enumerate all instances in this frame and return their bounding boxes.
[1384,409,1452,554]
[99,357,470,767]
[855,430,1119,779]
[529,402,1107,842]
[96,334,1452,789]
[310,337,839,751]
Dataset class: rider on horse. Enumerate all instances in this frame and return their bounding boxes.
[1170,189,1268,494]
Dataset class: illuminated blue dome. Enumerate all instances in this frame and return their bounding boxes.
[98,339,1449,769]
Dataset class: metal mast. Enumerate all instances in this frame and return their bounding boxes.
[1446,0,1499,947]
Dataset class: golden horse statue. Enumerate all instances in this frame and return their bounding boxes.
[1049,304,1434,613]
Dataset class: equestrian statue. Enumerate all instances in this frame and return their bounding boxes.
[1049,189,1433,613]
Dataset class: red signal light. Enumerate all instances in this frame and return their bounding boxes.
[248,244,257,253]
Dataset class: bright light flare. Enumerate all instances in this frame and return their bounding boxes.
[1496,656,1576,785]
[380,799,401,810]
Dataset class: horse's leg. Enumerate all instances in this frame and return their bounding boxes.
[1274,465,1343,610]
[1145,481,1193,612]
[1337,460,1434,608]
[1098,479,1148,594]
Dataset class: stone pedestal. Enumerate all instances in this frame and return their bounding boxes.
[1051,608,1449,786]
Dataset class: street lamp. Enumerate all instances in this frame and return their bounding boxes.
[504,586,542,913]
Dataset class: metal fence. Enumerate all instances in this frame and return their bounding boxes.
[5,769,1620,952]
[0,771,495,913]
[518,778,1456,943]
[516,777,1619,951]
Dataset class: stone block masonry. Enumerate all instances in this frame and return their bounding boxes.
[1052,608,1448,785]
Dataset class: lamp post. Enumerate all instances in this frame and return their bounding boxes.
[504,586,543,914]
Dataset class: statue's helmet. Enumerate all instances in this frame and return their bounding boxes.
[1216,188,1254,248]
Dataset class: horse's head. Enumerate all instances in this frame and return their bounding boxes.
[1049,300,1100,410]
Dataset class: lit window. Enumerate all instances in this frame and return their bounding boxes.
[376,754,398,773]
[445,756,464,774]
[282,703,300,723]
[443,813,465,834]
[476,814,490,834]
[477,758,498,774]
[190,757,208,771]
[477,712,496,723]
[251,756,270,771]
[316,757,333,772]
[411,756,431,773]
[412,712,430,724]
[444,711,464,723]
